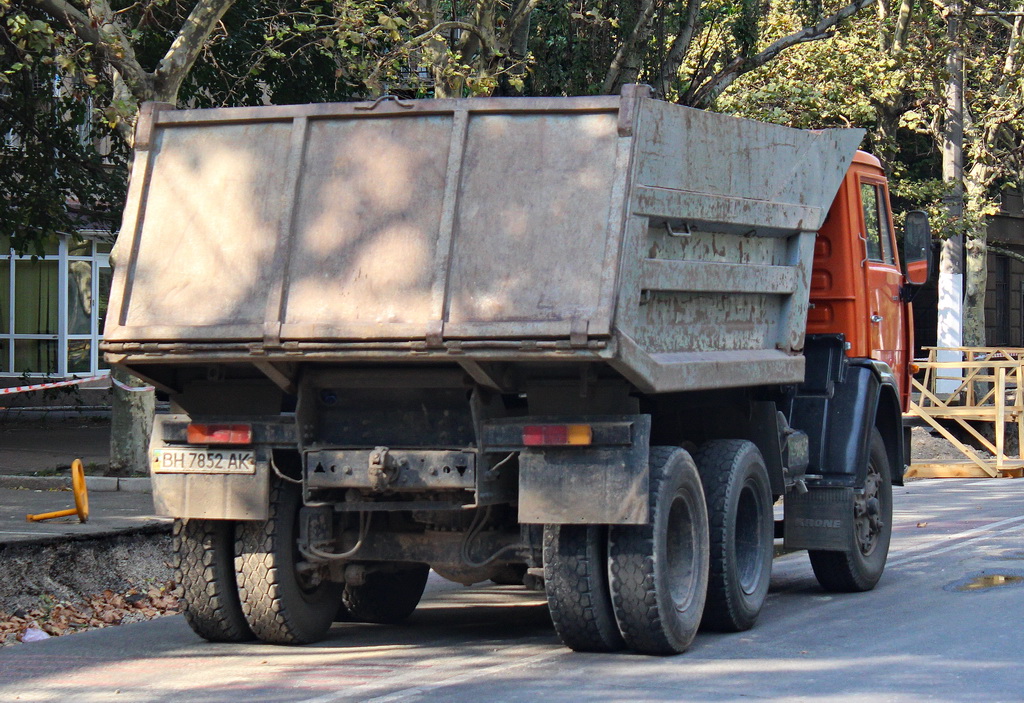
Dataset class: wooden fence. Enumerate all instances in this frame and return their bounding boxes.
[906,347,1024,478]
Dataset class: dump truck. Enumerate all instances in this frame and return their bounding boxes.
[102,85,931,655]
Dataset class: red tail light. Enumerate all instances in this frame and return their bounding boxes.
[523,424,593,446]
[187,423,252,445]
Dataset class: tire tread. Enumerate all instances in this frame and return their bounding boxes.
[692,440,772,632]
[173,518,253,642]
[235,478,340,644]
[543,525,623,652]
[608,447,708,655]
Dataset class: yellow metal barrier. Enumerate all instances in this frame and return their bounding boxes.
[26,459,90,522]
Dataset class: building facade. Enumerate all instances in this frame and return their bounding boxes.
[1,232,112,377]
[984,193,1024,347]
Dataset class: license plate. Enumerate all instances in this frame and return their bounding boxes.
[152,449,256,474]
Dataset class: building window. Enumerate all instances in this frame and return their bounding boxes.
[0,233,112,377]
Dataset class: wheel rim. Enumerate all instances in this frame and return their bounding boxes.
[855,463,883,556]
[666,492,700,611]
[734,481,765,595]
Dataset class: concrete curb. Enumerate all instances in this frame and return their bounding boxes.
[117,478,152,493]
[0,475,151,493]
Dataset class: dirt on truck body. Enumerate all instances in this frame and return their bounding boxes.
[102,85,932,654]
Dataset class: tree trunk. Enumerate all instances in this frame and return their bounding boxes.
[107,366,154,476]
[962,227,988,347]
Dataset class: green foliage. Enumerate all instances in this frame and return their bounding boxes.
[527,1,618,95]
[178,0,418,106]
[715,0,953,224]
[1,1,128,255]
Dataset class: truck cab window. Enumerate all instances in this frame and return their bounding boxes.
[861,183,894,264]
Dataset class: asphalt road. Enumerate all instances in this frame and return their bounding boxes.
[2,478,1023,703]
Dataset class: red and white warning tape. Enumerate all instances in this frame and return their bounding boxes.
[0,374,154,396]
[109,374,156,393]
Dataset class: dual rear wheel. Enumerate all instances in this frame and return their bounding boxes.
[175,477,429,645]
[544,442,775,654]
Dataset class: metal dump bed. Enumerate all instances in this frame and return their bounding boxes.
[103,86,862,393]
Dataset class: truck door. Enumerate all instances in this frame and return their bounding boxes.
[859,178,907,397]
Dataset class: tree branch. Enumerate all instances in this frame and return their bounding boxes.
[152,0,238,103]
[989,245,1024,265]
[1000,7,1024,82]
[364,21,498,90]
[894,0,916,52]
[404,21,498,56]
[506,0,542,42]
[653,0,703,95]
[26,0,152,100]
[689,0,876,106]
[602,0,660,94]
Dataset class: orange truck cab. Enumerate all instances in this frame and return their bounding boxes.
[793,151,931,496]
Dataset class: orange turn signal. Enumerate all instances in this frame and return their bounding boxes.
[522,424,593,447]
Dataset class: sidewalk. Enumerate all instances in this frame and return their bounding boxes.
[0,417,169,547]
[0,420,111,476]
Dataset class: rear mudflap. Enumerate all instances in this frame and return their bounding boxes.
[783,486,854,552]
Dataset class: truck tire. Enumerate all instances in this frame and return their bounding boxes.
[173,519,253,642]
[235,477,343,644]
[809,428,893,592]
[693,440,773,632]
[340,563,430,624]
[543,524,624,652]
[608,447,709,655]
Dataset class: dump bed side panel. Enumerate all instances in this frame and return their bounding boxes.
[280,114,453,338]
[609,100,863,393]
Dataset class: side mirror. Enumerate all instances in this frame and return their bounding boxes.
[903,210,931,285]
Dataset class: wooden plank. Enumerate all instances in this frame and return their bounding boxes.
[913,408,1018,419]
[995,366,1006,472]
[907,464,1002,479]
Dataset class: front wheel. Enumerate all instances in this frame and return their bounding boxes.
[809,428,893,592]
[235,477,344,644]
[608,447,710,655]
